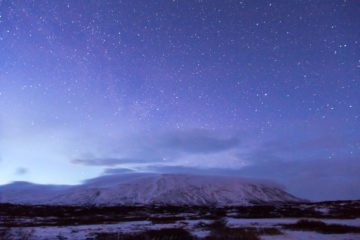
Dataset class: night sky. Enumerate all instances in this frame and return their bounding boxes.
[0,0,359,201]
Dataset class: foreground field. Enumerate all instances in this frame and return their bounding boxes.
[1,200,359,239]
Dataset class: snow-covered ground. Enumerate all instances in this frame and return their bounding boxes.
[4,218,359,240]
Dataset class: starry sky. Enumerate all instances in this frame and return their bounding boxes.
[0,0,359,201]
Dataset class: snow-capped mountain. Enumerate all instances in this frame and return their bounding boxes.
[0,173,303,206]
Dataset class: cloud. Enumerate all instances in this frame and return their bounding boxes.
[224,133,360,201]
[126,132,360,201]
[15,167,28,175]
[100,166,285,189]
[103,168,135,175]
[138,155,360,201]
[69,128,360,201]
[70,129,242,167]
[143,164,242,176]
[71,158,150,166]
[161,130,240,154]
[236,149,360,201]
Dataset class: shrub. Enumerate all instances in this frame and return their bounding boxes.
[282,219,360,234]
[0,228,11,240]
[88,228,197,240]
[204,218,282,240]
[258,227,282,235]
[149,216,185,224]
[205,227,260,240]
[205,219,260,240]
[144,228,196,240]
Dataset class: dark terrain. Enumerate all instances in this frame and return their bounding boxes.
[0,200,359,240]
[1,200,359,227]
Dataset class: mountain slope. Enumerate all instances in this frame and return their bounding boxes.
[0,174,302,206]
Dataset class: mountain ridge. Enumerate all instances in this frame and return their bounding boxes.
[0,173,303,206]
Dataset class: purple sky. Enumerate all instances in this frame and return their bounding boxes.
[0,0,359,201]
